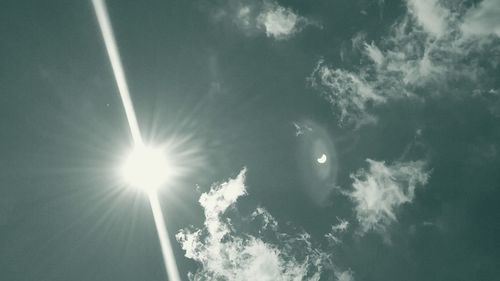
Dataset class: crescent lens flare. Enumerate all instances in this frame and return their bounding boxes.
[317,153,327,164]
[121,145,172,191]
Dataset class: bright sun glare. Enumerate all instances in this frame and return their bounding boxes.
[121,145,171,191]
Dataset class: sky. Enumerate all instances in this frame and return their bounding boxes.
[1,0,500,280]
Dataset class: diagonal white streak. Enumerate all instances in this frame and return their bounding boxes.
[149,192,182,281]
[92,0,142,145]
[92,1,181,280]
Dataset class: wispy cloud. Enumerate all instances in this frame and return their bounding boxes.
[325,218,350,246]
[176,168,349,280]
[349,159,430,233]
[308,59,386,127]
[292,121,313,136]
[310,0,500,127]
[336,270,355,281]
[363,42,384,67]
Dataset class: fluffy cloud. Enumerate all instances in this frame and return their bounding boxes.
[212,0,311,40]
[311,0,500,127]
[176,168,347,280]
[256,2,308,39]
[349,159,430,233]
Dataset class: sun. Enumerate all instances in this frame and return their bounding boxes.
[120,144,172,191]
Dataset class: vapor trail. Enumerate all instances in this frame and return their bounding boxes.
[92,1,181,280]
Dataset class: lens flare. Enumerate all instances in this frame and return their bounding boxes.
[121,145,172,191]
[92,0,142,144]
[149,192,182,281]
[92,0,182,280]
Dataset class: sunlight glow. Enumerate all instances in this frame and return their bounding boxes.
[121,145,172,191]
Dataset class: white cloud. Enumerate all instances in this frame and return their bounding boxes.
[380,0,499,87]
[349,159,430,233]
[311,0,500,126]
[405,0,450,38]
[331,218,349,233]
[176,168,345,280]
[364,42,384,66]
[325,218,349,245]
[237,6,253,28]
[461,0,500,37]
[351,32,366,49]
[308,59,386,127]
[212,0,311,40]
[292,121,313,136]
[336,270,354,281]
[257,2,306,39]
[198,167,247,240]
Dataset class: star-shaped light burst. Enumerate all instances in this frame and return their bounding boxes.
[92,1,182,280]
[121,145,172,192]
